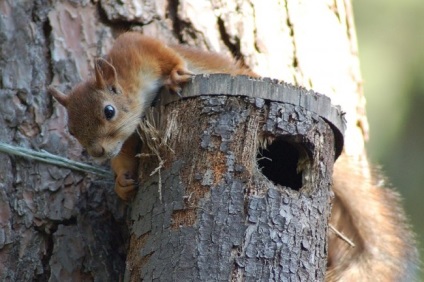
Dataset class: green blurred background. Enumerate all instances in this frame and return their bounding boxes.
[353,0,423,277]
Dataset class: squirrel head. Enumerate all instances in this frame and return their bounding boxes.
[48,58,141,161]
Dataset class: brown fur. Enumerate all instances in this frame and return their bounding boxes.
[48,32,417,278]
[48,32,255,200]
[327,154,417,281]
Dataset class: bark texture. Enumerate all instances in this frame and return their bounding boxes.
[0,1,126,281]
[127,75,342,280]
[0,0,363,281]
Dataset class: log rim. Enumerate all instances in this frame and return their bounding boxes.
[158,74,346,159]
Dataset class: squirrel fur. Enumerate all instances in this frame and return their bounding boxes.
[48,32,256,200]
[48,32,417,280]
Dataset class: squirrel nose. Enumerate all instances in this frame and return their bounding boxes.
[90,146,105,158]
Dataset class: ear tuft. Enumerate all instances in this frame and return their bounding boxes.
[95,58,118,89]
[48,86,68,107]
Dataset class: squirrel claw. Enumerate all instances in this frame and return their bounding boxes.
[171,67,194,84]
[165,66,194,95]
[115,172,137,201]
[171,87,183,97]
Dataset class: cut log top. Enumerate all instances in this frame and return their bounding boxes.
[160,74,346,159]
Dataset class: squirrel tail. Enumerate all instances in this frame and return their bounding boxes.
[326,154,419,281]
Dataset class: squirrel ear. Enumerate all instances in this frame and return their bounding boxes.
[48,86,68,107]
[95,58,117,89]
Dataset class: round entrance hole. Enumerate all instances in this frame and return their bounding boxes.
[257,139,309,191]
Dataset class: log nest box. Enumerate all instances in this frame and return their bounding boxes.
[127,74,346,281]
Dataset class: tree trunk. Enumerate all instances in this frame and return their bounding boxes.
[127,75,344,280]
[0,0,363,281]
[0,1,127,281]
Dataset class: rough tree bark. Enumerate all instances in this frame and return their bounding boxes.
[0,1,126,281]
[127,75,345,280]
[0,0,364,281]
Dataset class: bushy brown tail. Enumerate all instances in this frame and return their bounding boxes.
[327,154,418,281]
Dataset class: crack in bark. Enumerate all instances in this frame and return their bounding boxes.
[331,0,342,24]
[31,0,54,84]
[341,0,368,139]
[249,2,261,55]
[283,0,300,86]
[43,18,54,87]
[216,16,244,64]
[34,216,78,280]
[168,0,183,41]
[37,229,54,281]
[96,2,147,33]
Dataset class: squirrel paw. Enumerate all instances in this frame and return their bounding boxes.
[114,172,137,201]
[166,67,194,94]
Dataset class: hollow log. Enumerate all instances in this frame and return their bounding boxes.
[126,75,345,281]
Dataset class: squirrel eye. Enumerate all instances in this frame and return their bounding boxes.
[104,105,115,120]
[108,85,118,94]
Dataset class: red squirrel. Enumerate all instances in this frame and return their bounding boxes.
[48,32,416,281]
